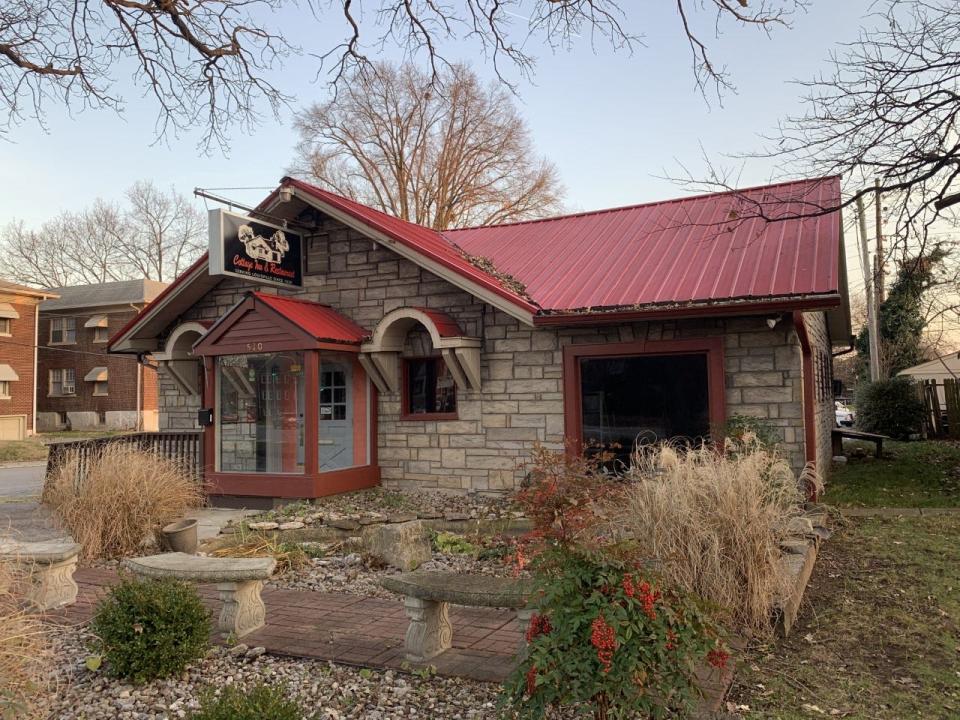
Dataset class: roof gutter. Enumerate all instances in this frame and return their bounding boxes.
[533,295,842,327]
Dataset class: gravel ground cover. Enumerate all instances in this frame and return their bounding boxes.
[244,488,521,526]
[271,544,519,599]
[49,626,504,720]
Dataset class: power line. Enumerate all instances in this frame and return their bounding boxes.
[0,338,151,364]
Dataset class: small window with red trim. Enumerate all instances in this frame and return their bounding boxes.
[404,357,457,418]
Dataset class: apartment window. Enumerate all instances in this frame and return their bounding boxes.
[403,357,457,418]
[57,411,68,426]
[0,381,9,399]
[94,326,109,343]
[50,317,76,344]
[97,411,107,425]
[50,368,76,396]
[93,380,109,396]
[0,318,9,336]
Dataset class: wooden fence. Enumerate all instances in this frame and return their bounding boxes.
[916,379,960,439]
[43,431,204,496]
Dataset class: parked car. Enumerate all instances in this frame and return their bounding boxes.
[835,401,855,427]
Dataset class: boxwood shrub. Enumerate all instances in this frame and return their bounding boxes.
[189,683,303,720]
[91,577,211,683]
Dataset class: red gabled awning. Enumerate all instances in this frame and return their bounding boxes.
[193,292,370,356]
[254,293,369,345]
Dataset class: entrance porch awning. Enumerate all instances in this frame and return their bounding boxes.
[193,292,370,357]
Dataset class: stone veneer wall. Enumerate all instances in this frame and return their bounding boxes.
[156,216,830,491]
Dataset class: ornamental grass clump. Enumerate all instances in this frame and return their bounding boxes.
[91,577,211,683]
[45,443,204,559]
[0,561,55,720]
[609,441,815,635]
[501,447,728,720]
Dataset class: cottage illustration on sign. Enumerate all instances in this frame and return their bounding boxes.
[238,224,289,264]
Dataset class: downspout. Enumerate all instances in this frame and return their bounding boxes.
[792,313,818,500]
[32,301,39,436]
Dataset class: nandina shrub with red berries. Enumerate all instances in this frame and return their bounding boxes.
[501,446,728,720]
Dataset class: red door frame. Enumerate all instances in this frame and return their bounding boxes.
[562,337,727,450]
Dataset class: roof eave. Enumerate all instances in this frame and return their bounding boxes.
[531,294,843,327]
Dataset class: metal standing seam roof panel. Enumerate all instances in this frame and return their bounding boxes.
[444,176,842,312]
[253,292,370,344]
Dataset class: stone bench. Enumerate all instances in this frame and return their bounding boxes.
[381,571,533,662]
[0,540,81,611]
[124,553,276,638]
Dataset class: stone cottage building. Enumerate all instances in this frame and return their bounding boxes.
[37,279,167,431]
[110,176,851,506]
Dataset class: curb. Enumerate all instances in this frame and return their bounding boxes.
[0,461,47,470]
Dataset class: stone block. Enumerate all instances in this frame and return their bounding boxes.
[361,520,432,572]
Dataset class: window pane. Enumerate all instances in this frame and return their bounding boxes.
[319,358,356,470]
[405,358,456,415]
[217,352,305,474]
[434,361,456,413]
[580,354,710,459]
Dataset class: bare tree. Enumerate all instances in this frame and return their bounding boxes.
[0,181,205,287]
[1,1,801,148]
[292,62,564,229]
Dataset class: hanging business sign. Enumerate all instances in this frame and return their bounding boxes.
[208,209,303,288]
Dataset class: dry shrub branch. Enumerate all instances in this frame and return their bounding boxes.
[0,561,54,719]
[45,444,203,560]
[606,442,813,635]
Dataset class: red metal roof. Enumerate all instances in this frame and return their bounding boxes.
[444,176,842,313]
[254,292,369,344]
[414,308,463,338]
[278,178,539,315]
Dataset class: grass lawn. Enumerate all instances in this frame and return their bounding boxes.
[730,514,960,719]
[0,430,127,464]
[824,440,960,507]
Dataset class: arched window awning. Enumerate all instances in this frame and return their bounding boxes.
[359,307,481,394]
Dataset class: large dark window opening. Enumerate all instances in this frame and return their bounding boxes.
[580,353,710,457]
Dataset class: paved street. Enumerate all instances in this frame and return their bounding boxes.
[0,463,65,541]
[0,463,45,500]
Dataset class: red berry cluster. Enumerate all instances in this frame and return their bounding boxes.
[525,612,552,642]
[590,616,617,673]
[706,647,730,670]
[622,575,661,620]
[665,628,678,651]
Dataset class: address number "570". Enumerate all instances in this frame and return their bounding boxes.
[246,342,263,352]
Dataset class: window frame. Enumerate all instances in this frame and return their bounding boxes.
[0,318,10,336]
[92,379,109,396]
[49,368,76,396]
[562,338,726,451]
[0,380,9,399]
[49,316,77,345]
[401,356,458,421]
[93,325,109,343]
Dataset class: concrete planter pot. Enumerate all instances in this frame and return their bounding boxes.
[162,518,199,555]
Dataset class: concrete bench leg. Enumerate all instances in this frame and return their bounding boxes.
[24,556,79,611]
[516,607,535,656]
[403,596,452,662]
[216,580,266,638]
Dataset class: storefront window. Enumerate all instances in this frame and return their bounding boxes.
[217,352,305,474]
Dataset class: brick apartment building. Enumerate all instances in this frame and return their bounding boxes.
[0,280,59,440]
[37,279,167,431]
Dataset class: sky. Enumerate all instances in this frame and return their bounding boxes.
[0,0,880,303]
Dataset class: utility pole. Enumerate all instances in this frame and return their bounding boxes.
[857,194,881,382]
[874,178,885,306]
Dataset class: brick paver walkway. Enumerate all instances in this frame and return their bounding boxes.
[57,568,522,683]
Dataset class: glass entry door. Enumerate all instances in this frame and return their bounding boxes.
[319,358,354,470]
